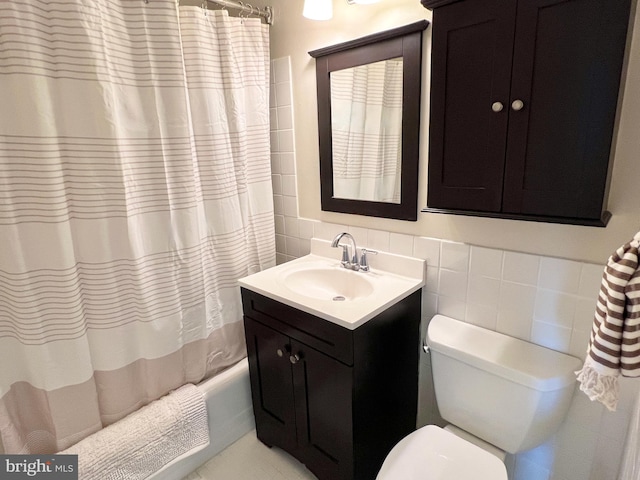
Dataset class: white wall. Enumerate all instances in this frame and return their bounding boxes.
[261,0,640,265]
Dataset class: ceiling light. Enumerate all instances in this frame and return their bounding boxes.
[303,0,333,20]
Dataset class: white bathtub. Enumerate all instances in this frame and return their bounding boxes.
[149,358,255,480]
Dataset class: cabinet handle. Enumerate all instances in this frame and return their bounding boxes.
[277,348,284,357]
[289,353,301,364]
[491,102,504,113]
[511,99,525,111]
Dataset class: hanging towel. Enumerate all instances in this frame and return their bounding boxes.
[61,384,209,480]
[576,231,640,411]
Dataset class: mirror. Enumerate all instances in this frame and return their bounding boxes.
[330,57,404,204]
[309,21,429,221]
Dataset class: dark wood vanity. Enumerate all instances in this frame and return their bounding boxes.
[241,287,422,480]
[422,0,632,226]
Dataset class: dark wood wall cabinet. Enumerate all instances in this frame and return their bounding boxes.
[241,288,421,480]
[422,0,632,226]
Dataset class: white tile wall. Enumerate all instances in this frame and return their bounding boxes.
[270,57,299,265]
[503,252,541,285]
[440,240,470,272]
[269,56,639,480]
[470,246,504,278]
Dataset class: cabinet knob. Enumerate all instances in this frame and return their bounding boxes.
[511,99,525,111]
[491,102,504,113]
[277,344,291,357]
[289,354,301,364]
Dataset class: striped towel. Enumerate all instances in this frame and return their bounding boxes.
[576,231,640,411]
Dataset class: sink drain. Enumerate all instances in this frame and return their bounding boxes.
[332,296,346,302]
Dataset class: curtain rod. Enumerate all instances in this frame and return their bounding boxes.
[204,0,273,25]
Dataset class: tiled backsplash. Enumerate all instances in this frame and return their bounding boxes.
[270,56,639,480]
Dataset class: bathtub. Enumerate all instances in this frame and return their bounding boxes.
[149,358,255,480]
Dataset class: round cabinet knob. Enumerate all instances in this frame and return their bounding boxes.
[289,354,301,365]
[511,99,525,111]
[276,348,284,357]
[491,102,504,113]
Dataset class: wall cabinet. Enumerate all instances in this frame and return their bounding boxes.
[241,288,421,480]
[423,0,631,226]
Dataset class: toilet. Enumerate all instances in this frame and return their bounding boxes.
[377,314,582,480]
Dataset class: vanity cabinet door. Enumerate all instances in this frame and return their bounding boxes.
[244,317,297,453]
[245,317,354,480]
[290,339,354,480]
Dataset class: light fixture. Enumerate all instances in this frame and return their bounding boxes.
[303,0,333,20]
[346,0,381,4]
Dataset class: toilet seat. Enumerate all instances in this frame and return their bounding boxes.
[377,425,508,480]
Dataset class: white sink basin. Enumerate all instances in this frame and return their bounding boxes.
[281,265,375,301]
[238,239,426,330]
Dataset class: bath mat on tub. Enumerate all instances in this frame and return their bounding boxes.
[61,383,209,480]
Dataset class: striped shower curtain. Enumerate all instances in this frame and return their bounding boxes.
[0,0,274,454]
[330,58,403,203]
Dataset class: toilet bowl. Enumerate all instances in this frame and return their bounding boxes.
[377,425,507,480]
[377,315,582,480]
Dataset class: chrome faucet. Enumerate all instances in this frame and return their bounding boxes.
[331,232,359,270]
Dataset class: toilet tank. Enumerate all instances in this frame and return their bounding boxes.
[427,315,582,454]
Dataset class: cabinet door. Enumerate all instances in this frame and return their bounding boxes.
[290,340,354,480]
[427,0,517,212]
[503,0,630,219]
[244,318,297,452]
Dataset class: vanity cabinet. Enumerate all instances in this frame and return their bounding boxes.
[423,0,631,225]
[241,287,421,480]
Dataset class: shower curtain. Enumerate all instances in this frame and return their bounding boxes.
[330,58,403,203]
[0,0,274,454]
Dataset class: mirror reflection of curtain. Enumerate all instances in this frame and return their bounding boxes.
[331,58,403,203]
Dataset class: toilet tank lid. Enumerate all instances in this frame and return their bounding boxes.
[427,315,582,392]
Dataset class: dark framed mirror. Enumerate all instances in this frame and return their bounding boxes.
[309,21,429,221]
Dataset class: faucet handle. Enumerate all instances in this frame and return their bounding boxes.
[337,244,351,267]
[359,248,378,272]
